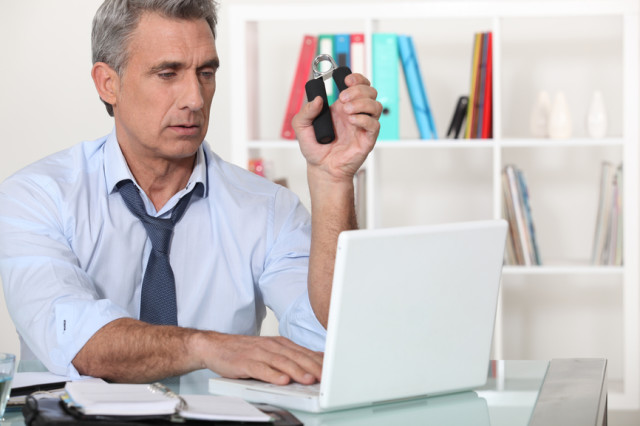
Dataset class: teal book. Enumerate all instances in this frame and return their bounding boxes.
[398,34,436,139]
[372,33,399,140]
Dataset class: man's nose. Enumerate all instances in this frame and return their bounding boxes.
[178,74,205,111]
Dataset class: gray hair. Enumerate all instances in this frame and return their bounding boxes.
[92,0,219,116]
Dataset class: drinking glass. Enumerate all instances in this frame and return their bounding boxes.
[0,353,16,420]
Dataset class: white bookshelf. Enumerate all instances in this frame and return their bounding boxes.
[228,1,639,409]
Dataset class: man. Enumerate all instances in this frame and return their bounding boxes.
[0,0,381,385]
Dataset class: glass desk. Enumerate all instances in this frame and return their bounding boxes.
[3,358,606,426]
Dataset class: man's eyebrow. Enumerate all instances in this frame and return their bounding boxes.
[199,58,220,70]
[148,58,219,74]
[148,61,184,74]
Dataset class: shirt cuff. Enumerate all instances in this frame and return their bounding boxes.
[278,291,327,352]
[49,299,131,377]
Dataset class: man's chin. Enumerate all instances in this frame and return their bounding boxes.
[157,137,203,161]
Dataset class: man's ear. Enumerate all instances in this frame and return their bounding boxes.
[91,62,118,109]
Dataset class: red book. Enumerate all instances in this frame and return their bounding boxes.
[481,32,493,139]
[281,35,317,139]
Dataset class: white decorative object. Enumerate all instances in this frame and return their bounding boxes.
[548,91,572,139]
[530,90,551,137]
[586,90,608,138]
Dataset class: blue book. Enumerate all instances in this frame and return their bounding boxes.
[372,33,399,140]
[398,35,436,139]
[334,34,351,68]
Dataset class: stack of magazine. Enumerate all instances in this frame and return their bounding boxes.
[592,162,623,266]
[502,165,541,266]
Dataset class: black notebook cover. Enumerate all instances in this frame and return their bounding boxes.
[23,397,303,426]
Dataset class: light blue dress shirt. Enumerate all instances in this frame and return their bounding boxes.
[0,130,327,377]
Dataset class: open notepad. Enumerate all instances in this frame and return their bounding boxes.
[63,381,271,422]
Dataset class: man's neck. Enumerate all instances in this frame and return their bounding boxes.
[121,148,196,212]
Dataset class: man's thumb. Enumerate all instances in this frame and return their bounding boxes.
[298,96,324,125]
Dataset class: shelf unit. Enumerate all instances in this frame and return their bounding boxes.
[227,1,639,409]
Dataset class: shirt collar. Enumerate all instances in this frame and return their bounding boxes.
[103,128,209,207]
[104,128,208,216]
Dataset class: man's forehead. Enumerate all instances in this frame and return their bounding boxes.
[129,11,216,52]
[125,12,217,67]
[135,10,214,35]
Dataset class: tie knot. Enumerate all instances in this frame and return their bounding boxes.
[117,180,196,254]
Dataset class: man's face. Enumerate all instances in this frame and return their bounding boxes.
[112,12,218,163]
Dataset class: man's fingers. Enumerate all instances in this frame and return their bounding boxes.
[207,334,324,385]
[264,337,323,382]
[244,360,291,385]
[344,72,371,88]
[276,336,324,366]
[339,83,377,103]
[348,112,382,133]
[342,97,383,119]
[263,352,317,384]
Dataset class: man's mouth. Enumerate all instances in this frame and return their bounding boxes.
[170,124,201,135]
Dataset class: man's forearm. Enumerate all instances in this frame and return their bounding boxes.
[72,318,206,382]
[307,167,359,328]
[72,317,324,384]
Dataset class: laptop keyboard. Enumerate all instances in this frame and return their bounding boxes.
[247,381,321,397]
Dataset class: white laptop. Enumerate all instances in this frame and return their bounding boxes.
[209,220,508,413]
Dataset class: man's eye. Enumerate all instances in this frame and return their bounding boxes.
[200,71,215,80]
[158,72,176,79]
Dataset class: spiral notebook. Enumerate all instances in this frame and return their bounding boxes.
[63,381,271,422]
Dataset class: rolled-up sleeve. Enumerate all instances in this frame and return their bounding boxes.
[258,186,327,352]
[0,175,129,376]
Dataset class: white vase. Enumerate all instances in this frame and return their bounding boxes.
[530,90,551,137]
[548,91,572,139]
[586,90,608,138]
